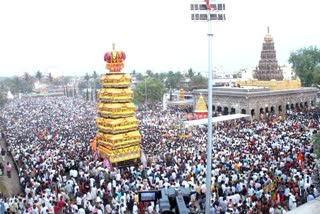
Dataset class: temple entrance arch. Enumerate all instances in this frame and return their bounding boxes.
[212,105,215,111]
[278,105,282,112]
[286,104,290,110]
[217,106,222,112]
[260,108,264,114]
[251,109,255,116]
[241,109,246,114]
[230,108,236,114]
[223,107,229,115]
[271,106,275,112]
[300,103,303,108]
[290,104,294,109]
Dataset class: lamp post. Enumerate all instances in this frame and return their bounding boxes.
[191,1,226,213]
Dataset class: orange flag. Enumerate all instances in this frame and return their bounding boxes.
[90,138,97,151]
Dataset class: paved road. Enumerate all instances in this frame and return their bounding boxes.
[0,138,22,197]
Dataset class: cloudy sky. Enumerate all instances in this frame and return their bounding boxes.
[0,0,319,77]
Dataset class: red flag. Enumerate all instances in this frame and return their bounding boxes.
[205,0,211,10]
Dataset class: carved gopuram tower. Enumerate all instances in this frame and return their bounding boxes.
[253,27,284,81]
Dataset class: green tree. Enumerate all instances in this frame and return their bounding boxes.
[0,91,7,106]
[146,69,153,77]
[289,46,320,86]
[313,132,320,159]
[48,72,53,83]
[136,73,143,81]
[165,71,185,90]
[186,68,195,78]
[84,73,90,101]
[0,81,7,106]
[35,70,43,82]
[92,71,98,100]
[22,72,34,93]
[133,77,166,105]
[189,73,208,90]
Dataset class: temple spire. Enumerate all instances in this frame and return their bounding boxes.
[253,29,284,81]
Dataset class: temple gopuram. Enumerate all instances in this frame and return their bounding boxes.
[192,28,318,120]
[238,27,301,90]
[96,44,141,166]
[253,27,284,81]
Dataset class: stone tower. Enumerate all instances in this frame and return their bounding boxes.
[253,27,284,81]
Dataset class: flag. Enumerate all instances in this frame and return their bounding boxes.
[205,0,211,10]
[90,137,97,151]
[103,157,112,171]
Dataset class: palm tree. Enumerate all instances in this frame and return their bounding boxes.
[92,71,98,100]
[187,68,195,78]
[146,69,153,77]
[84,73,90,101]
[35,71,43,82]
[23,72,32,93]
[48,73,53,83]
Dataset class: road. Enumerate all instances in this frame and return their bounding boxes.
[0,137,22,197]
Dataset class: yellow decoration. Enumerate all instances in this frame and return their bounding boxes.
[97,44,141,164]
[100,73,132,88]
[194,95,208,112]
[236,79,301,90]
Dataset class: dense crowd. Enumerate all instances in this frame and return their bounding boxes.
[0,96,319,214]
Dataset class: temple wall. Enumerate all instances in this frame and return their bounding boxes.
[192,87,318,120]
[236,79,301,90]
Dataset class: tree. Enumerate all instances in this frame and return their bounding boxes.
[0,81,7,106]
[186,68,195,78]
[48,72,53,83]
[92,71,98,100]
[289,46,320,86]
[84,73,90,101]
[313,132,320,159]
[146,69,153,77]
[165,71,185,90]
[136,73,143,81]
[22,72,34,93]
[189,73,208,90]
[133,77,166,105]
[35,71,43,82]
[0,77,21,95]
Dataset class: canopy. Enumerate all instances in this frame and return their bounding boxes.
[183,114,250,127]
[166,100,194,106]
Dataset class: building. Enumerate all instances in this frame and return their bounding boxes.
[192,28,319,120]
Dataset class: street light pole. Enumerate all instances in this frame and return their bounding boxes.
[205,8,213,214]
[190,1,226,213]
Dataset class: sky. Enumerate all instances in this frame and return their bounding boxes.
[0,0,319,77]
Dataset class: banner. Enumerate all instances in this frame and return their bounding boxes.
[103,157,112,171]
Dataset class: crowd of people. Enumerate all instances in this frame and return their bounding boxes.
[0,96,319,214]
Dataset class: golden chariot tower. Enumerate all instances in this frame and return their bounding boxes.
[96,44,141,166]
